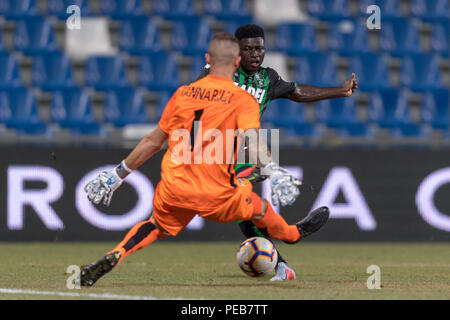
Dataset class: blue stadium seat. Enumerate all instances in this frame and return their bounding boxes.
[421,89,449,130]
[0,27,3,50]
[0,87,46,134]
[119,17,162,54]
[275,23,319,55]
[0,0,38,20]
[31,51,74,91]
[400,54,443,91]
[316,97,369,137]
[152,0,196,20]
[85,56,128,90]
[431,22,449,57]
[203,0,252,20]
[294,53,337,87]
[358,0,403,18]
[307,0,352,20]
[155,90,173,119]
[267,100,316,137]
[138,51,180,91]
[189,56,207,83]
[223,17,255,36]
[100,0,145,19]
[327,19,370,56]
[368,89,422,137]
[380,18,422,56]
[105,87,148,127]
[0,51,22,89]
[47,0,91,19]
[410,0,450,21]
[50,87,100,134]
[172,17,212,56]
[14,17,57,55]
[348,53,391,91]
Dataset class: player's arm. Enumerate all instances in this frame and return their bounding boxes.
[288,73,358,102]
[123,126,168,170]
[84,126,168,206]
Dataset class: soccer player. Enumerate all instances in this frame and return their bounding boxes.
[197,24,358,281]
[80,32,329,287]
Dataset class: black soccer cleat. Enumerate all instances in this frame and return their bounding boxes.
[80,251,121,287]
[284,206,330,244]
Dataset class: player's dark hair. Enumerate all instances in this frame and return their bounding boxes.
[234,24,265,40]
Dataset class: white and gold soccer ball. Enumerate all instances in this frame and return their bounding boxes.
[236,237,278,277]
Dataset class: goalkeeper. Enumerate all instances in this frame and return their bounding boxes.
[197,24,358,281]
[79,32,329,287]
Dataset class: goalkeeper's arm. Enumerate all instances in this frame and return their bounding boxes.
[84,126,168,206]
[119,125,169,177]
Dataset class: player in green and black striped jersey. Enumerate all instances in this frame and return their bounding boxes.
[198,24,358,281]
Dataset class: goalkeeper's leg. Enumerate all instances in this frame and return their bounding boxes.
[80,217,167,287]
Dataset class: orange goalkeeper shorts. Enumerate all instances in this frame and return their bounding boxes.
[152,178,258,236]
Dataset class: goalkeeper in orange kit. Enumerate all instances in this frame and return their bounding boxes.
[79,32,329,287]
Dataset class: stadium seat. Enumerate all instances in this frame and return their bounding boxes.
[155,90,173,119]
[267,99,316,137]
[380,19,422,56]
[171,17,212,56]
[14,17,57,55]
[348,53,391,91]
[0,0,38,20]
[316,97,369,137]
[47,0,91,19]
[431,22,449,57]
[358,0,403,18]
[275,23,319,55]
[189,56,207,83]
[223,17,255,36]
[0,27,3,50]
[327,19,371,56]
[294,53,338,87]
[105,87,148,127]
[65,18,117,60]
[0,87,46,134]
[399,54,443,91]
[31,51,74,91]
[0,51,22,89]
[50,87,100,134]
[368,89,422,137]
[85,56,128,90]
[152,0,196,20]
[138,51,180,91]
[100,0,145,19]
[421,89,449,130]
[119,17,162,54]
[253,0,307,27]
[203,0,252,20]
[410,0,450,21]
[307,0,352,21]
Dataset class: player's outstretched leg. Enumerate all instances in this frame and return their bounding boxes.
[252,196,329,244]
[236,165,295,280]
[238,220,295,281]
[81,218,167,287]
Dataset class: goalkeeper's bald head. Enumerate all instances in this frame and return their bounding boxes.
[207,32,240,67]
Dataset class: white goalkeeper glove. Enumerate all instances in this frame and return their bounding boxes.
[84,160,131,206]
[261,162,302,207]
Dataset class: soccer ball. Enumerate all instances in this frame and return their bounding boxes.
[236,237,278,277]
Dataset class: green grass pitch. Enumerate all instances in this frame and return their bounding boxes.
[0,242,448,300]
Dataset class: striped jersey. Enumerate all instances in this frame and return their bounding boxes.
[197,65,297,115]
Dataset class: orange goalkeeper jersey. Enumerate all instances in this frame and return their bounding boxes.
[157,74,261,211]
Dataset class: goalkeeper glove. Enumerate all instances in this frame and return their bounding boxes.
[262,162,302,207]
[84,160,131,206]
